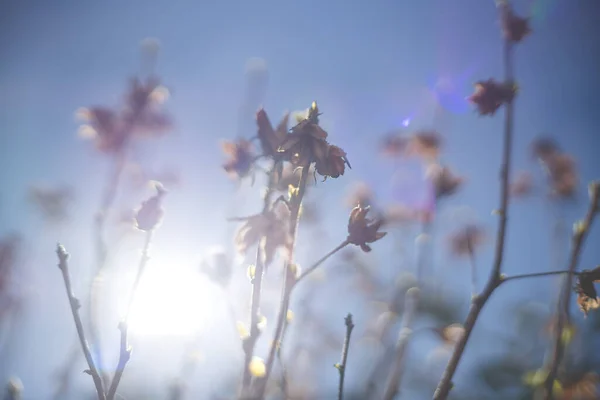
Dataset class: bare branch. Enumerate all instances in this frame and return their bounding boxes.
[56,244,106,400]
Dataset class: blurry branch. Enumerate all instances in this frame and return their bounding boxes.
[255,165,310,398]
[106,230,153,400]
[544,182,600,399]
[382,287,419,400]
[56,244,106,400]
[433,5,516,398]
[242,167,277,389]
[335,314,355,400]
[466,239,478,299]
[366,218,433,398]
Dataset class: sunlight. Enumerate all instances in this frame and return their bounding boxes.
[125,263,217,336]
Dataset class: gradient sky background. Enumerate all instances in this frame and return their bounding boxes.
[1,0,600,399]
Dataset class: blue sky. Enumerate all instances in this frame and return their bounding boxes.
[1,0,599,398]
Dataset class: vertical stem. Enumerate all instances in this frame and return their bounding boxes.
[106,230,153,400]
[88,151,127,385]
[254,164,309,398]
[544,185,599,399]
[242,167,277,388]
[56,244,106,400]
[433,20,514,400]
[365,218,432,398]
[382,287,420,400]
[337,314,355,400]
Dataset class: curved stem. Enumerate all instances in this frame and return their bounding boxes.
[106,230,153,400]
[56,244,106,400]
[433,16,514,399]
[296,240,349,284]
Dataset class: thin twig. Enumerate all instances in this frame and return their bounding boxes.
[295,240,350,284]
[501,270,578,283]
[433,8,514,398]
[336,314,355,400]
[106,230,153,400]
[382,287,419,400]
[544,182,599,399]
[56,244,106,400]
[242,166,277,389]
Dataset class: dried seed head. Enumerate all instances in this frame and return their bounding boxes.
[347,205,387,252]
[510,171,533,198]
[427,164,465,199]
[574,266,600,317]
[468,79,516,116]
[448,224,486,257]
[221,139,256,180]
[500,4,531,43]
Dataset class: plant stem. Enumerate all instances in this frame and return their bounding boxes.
[365,219,432,399]
[56,244,106,400]
[433,13,514,399]
[337,314,355,400]
[382,287,420,400]
[543,183,599,399]
[242,166,277,389]
[106,230,153,400]
[254,164,310,398]
[501,270,577,283]
[88,152,127,386]
[296,240,350,284]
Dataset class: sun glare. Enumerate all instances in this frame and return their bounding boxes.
[125,263,217,336]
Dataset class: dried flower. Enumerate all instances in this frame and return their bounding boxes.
[235,201,291,267]
[256,108,289,159]
[468,79,516,116]
[448,224,486,257]
[347,205,387,252]
[135,184,166,231]
[510,171,533,197]
[545,153,578,198]
[380,131,407,157]
[28,185,73,222]
[406,130,442,160]
[574,266,600,317]
[277,102,329,167]
[222,139,256,180]
[314,144,351,179]
[427,164,464,199]
[500,4,531,43]
[77,76,172,154]
[531,137,560,162]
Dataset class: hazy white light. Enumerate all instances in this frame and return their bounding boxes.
[126,264,216,336]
